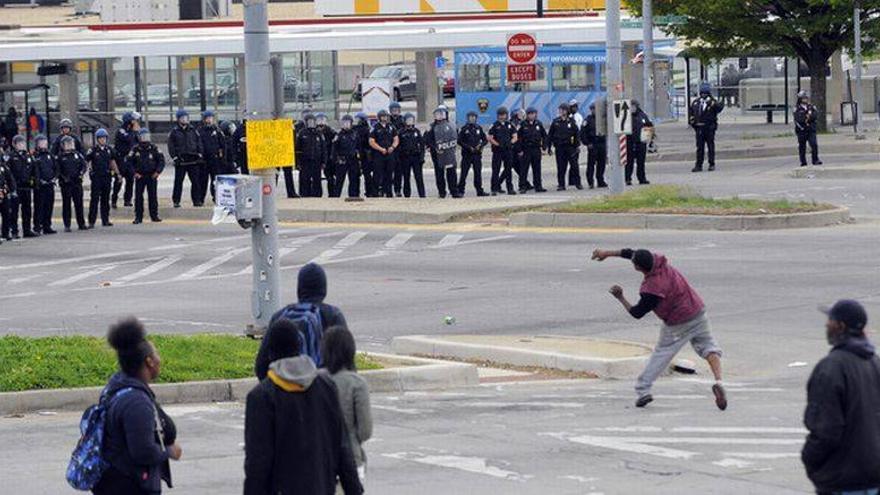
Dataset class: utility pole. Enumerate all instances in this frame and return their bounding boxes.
[642,0,654,120]
[853,0,865,139]
[244,0,281,333]
[536,0,543,17]
[606,0,625,194]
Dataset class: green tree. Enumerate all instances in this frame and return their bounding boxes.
[626,0,880,131]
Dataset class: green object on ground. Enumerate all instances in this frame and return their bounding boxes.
[547,185,832,216]
[0,334,382,392]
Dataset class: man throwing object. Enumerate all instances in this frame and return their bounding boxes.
[592,248,727,410]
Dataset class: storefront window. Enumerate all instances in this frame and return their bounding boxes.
[459,64,503,92]
[552,64,596,91]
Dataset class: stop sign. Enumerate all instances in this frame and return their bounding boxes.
[506,32,537,65]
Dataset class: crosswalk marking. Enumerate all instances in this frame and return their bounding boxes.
[174,247,250,281]
[429,234,515,249]
[237,232,342,276]
[310,231,367,263]
[115,255,183,283]
[384,233,414,250]
[48,264,119,287]
[435,234,464,248]
[0,250,139,272]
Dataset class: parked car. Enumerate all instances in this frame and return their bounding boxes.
[440,69,455,97]
[355,64,417,102]
[145,84,178,107]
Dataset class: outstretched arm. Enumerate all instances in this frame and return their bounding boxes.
[591,248,634,261]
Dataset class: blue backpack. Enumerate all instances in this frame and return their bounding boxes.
[273,302,325,367]
[66,387,133,491]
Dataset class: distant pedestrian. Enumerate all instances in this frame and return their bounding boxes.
[323,326,373,489]
[689,82,724,172]
[794,91,822,167]
[802,300,879,495]
[28,107,44,135]
[592,248,726,410]
[93,317,182,495]
[255,262,348,380]
[244,319,364,495]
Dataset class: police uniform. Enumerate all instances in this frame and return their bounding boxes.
[167,121,204,207]
[353,118,373,197]
[85,143,117,227]
[6,149,37,237]
[397,125,426,198]
[794,100,821,166]
[199,122,227,203]
[233,122,248,175]
[318,123,337,195]
[390,111,405,196]
[129,141,165,223]
[517,118,548,193]
[488,119,517,194]
[425,119,459,198]
[57,148,88,231]
[112,124,138,208]
[296,126,326,198]
[0,161,15,241]
[510,114,530,192]
[626,107,652,185]
[32,148,57,233]
[548,115,582,190]
[580,112,608,188]
[689,92,724,172]
[369,122,398,198]
[457,120,488,196]
[330,126,361,198]
[50,132,83,158]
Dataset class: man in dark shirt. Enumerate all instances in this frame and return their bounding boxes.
[517,107,547,193]
[369,110,399,198]
[488,107,518,196]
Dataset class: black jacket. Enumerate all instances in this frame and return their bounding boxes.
[296,127,327,165]
[101,372,175,495]
[128,144,166,176]
[517,119,547,150]
[57,151,87,185]
[547,116,579,150]
[167,124,202,163]
[803,335,880,493]
[397,126,425,159]
[627,109,653,144]
[319,125,336,163]
[0,162,16,196]
[331,128,360,165]
[488,120,517,151]
[85,145,116,179]
[6,150,36,189]
[114,126,139,165]
[458,123,487,155]
[33,150,57,185]
[199,124,225,157]
[688,96,724,131]
[795,103,819,134]
[580,114,606,149]
[244,356,363,495]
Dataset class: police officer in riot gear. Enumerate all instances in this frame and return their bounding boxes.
[296,114,327,197]
[548,103,582,191]
[57,135,88,232]
[6,135,38,238]
[517,107,548,193]
[85,128,119,227]
[794,91,822,167]
[112,111,140,209]
[199,110,226,203]
[32,134,57,234]
[388,102,406,196]
[369,109,399,198]
[129,128,164,224]
[488,106,518,195]
[397,112,426,198]
[581,102,608,189]
[168,109,204,207]
[51,118,84,158]
[316,113,336,194]
[330,115,361,198]
[425,106,460,199]
[626,100,653,185]
[457,111,489,197]
[0,156,15,243]
[689,82,724,172]
[353,112,373,197]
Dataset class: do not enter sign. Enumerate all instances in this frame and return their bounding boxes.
[507,32,537,65]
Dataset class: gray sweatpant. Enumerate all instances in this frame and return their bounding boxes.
[635,311,722,397]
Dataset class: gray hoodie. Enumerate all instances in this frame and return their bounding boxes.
[268,355,318,390]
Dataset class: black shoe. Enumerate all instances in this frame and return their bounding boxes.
[597,183,608,188]
[103,222,114,227]
[813,160,823,165]
[12,232,20,239]
[173,203,181,208]
[44,228,57,235]
[708,165,716,171]
[4,235,12,241]
[151,217,162,223]
[588,184,595,189]
[639,181,651,185]
[507,190,517,195]
[712,384,728,411]
[23,231,39,238]
[691,166,703,172]
[556,186,566,191]
[64,227,72,233]
[111,203,118,210]
[452,193,463,199]
[79,225,91,231]
[194,203,204,207]
[438,193,447,199]
[635,395,654,408]
[124,202,132,207]
[575,184,584,190]
[800,163,808,167]
[518,188,528,194]
[132,219,142,225]
[491,191,497,197]
[535,187,547,193]
[477,191,489,197]
[88,223,96,229]
[626,181,633,186]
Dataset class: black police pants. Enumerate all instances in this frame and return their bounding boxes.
[60,182,86,229]
[392,155,407,196]
[521,147,543,190]
[172,162,202,206]
[88,175,112,226]
[324,160,336,197]
[373,153,395,198]
[555,147,581,189]
[400,155,426,198]
[299,162,323,198]
[458,153,484,195]
[586,144,607,187]
[797,131,820,166]
[339,160,362,198]
[361,156,376,197]
[134,175,159,221]
[35,183,55,232]
[205,155,227,203]
[694,127,716,168]
[280,166,298,198]
[10,188,33,235]
[491,149,515,193]
[331,161,350,198]
[112,167,133,207]
[0,197,10,238]
[514,151,530,190]
[625,138,648,184]
[433,162,458,198]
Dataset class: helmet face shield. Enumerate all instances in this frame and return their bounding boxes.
[36,138,48,150]
[341,119,352,130]
[405,116,415,126]
[433,110,445,121]
[227,123,237,135]
[178,115,189,125]
[14,140,26,152]
[97,136,107,145]
[61,139,75,152]
[317,115,327,126]
[139,132,152,143]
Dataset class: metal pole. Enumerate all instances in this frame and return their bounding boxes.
[244,0,281,333]
[606,0,625,194]
[642,0,654,120]
[853,0,865,139]
[784,57,789,125]
[537,0,543,17]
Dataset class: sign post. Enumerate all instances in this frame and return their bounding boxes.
[506,32,538,83]
[606,0,626,195]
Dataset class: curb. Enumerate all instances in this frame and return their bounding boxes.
[791,166,880,179]
[0,353,478,415]
[391,335,651,379]
[508,207,851,231]
[651,141,880,163]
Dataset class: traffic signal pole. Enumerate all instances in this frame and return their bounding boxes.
[605,0,625,195]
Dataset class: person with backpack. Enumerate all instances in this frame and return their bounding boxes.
[322,326,373,488]
[255,262,347,380]
[245,319,363,495]
[87,318,182,494]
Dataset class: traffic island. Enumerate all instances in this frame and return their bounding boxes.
[391,334,652,379]
[509,185,849,230]
[791,163,880,179]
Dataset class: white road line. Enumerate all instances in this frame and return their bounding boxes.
[429,234,515,249]
[115,255,183,283]
[237,232,341,275]
[372,404,430,415]
[48,264,119,287]
[310,231,367,263]
[434,234,464,248]
[552,434,698,460]
[382,453,532,482]
[174,247,250,280]
[713,458,754,469]
[671,427,807,434]
[0,291,37,300]
[722,452,800,460]
[384,232,414,250]
[7,273,46,284]
[0,250,139,272]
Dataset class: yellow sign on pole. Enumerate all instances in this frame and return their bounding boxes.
[246,119,295,170]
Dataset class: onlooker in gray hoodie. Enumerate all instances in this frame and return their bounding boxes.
[322,326,373,479]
